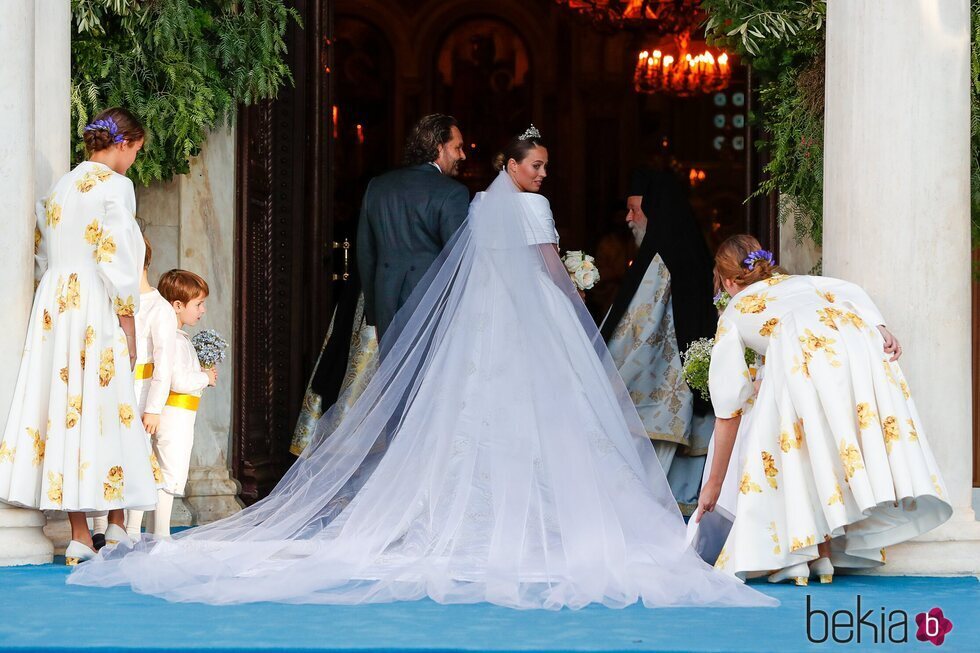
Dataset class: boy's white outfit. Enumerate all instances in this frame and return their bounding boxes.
[156,329,209,497]
[125,288,178,537]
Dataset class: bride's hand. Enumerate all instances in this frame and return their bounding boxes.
[877,325,902,361]
[695,479,722,523]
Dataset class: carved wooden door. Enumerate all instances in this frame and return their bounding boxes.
[233,0,336,503]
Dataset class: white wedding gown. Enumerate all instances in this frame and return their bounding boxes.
[69,172,775,609]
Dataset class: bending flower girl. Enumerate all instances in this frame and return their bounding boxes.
[693,235,951,585]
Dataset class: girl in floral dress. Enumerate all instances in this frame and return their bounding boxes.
[0,108,161,564]
[696,235,951,585]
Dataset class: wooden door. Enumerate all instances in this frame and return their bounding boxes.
[233,0,335,503]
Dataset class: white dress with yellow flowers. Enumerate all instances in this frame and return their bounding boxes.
[0,161,161,512]
[706,274,951,579]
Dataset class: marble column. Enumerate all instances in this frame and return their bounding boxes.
[0,0,58,566]
[777,197,822,275]
[136,127,242,526]
[823,0,980,574]
[35,0,75,554]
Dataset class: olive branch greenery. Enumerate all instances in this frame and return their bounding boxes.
[71,0,300,185]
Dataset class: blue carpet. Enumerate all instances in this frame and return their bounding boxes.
[0,563,976,652]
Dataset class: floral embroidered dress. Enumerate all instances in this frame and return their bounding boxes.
[707,274,951,578]
[0,161,161,512]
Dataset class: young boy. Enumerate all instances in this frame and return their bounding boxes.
[149,269,217,537]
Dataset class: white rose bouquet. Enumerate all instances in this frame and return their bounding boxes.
[561,250,601,291]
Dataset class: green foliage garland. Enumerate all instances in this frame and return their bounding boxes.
[71,0,300,185]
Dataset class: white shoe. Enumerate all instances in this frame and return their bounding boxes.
[809,557,835,584]
[767,561,811,586]
[104,523,133,547]
[65,540,96,566]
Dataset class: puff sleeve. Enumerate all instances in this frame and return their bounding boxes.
[708,315,755,419]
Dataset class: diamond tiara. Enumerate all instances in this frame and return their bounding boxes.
[519,124,541,141]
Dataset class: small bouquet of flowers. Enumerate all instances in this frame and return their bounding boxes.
[713,290,732,313]
[191,329,229,369]
[681,337,715,402]
[681,336,758,402]
[561,250,601,291]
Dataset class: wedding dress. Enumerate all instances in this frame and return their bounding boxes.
[69,172,776,609]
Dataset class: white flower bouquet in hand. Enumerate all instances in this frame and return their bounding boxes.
[561,250,600,291]
[681,336,760,402]
[191,329,229,369]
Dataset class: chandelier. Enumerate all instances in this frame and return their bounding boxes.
[634,35,731,96]
[553,0,703,33]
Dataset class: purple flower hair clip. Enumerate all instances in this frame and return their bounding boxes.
[84,117,125,144]
[743,249,775,270]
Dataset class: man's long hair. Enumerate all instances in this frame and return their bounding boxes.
[403,114,458,166]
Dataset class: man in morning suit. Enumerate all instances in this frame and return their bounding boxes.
[357,114,470,342]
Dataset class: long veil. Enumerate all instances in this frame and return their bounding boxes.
[69,172,776,609]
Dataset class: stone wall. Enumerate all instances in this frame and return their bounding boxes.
[137,126,242,525]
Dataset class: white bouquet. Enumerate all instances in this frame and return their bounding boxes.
[561,250,600,291]
[681,336,760,402]
[681,337,715,402]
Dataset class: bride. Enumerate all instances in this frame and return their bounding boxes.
[69,127,776,610]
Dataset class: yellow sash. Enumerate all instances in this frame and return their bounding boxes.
[166,392,200,412]
[134,362,154,380]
